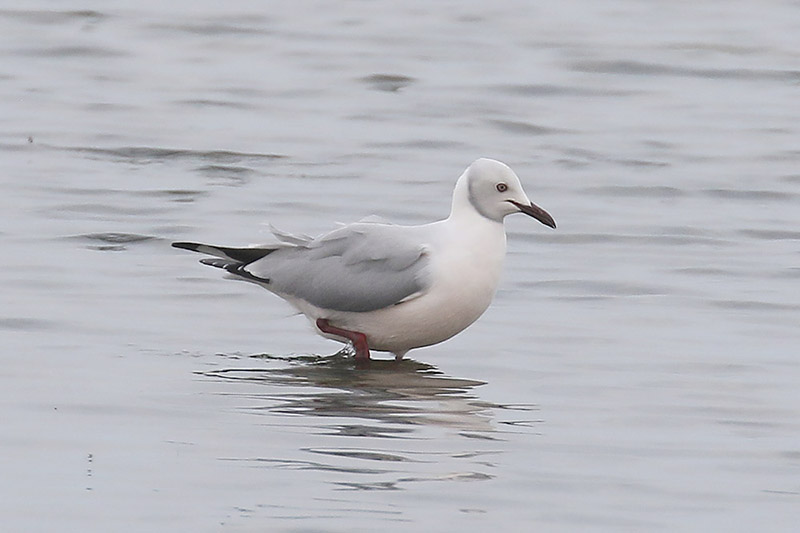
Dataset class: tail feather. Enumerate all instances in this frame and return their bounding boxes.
[172,241,274,264]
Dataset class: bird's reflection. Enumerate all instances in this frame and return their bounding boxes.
[200,351,496,436]
[197,352,543,500]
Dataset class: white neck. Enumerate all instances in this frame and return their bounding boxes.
[449,171,502,223]
[444,172,507,255]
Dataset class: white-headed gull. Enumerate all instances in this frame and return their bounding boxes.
[173,158,555,361]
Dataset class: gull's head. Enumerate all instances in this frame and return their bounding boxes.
[453,158,556,228]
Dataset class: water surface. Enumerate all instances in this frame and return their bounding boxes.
[1,1,799,531]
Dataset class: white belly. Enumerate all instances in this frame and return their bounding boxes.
[285,220,507,356]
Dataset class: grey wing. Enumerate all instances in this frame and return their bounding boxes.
[244,223,431,312]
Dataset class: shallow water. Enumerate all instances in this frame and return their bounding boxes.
[2,1,800,531]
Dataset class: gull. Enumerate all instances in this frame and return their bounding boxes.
[173,158,555,361]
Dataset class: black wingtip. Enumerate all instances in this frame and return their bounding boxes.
[172,241,201,251]
[172,241,275,263]
[198,258,271,284]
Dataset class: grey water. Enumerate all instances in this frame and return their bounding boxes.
[2,1,800,531]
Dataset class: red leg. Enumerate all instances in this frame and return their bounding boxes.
[316,319,371,361]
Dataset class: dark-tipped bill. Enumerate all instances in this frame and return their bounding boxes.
[509,200,556,228]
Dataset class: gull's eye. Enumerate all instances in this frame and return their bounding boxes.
[496,183,508,192]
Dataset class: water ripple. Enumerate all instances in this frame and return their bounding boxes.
[17,45,126,58]
[0,9,106,24]
[195,164,255,184]
[572,60,800,83]
[486,119,564,136]
[359,74,416,92]
[739,229,800,240]
[581,185,684,197]
[522,279,668,298]
[513,232,732,247]
[305,448,416,463]
[494,83,633,97]
[148,21,271,36]
[703,189,795,201]
[66,145,284,164]
[73,232,157,251]
[0,317,59,331]
[176,99,260,110]
[78,232,155,244]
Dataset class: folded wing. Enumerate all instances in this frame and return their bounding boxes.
[175,222,431,313]
[247,223,431,312]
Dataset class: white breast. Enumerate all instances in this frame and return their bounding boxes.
[317,216,508,354]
